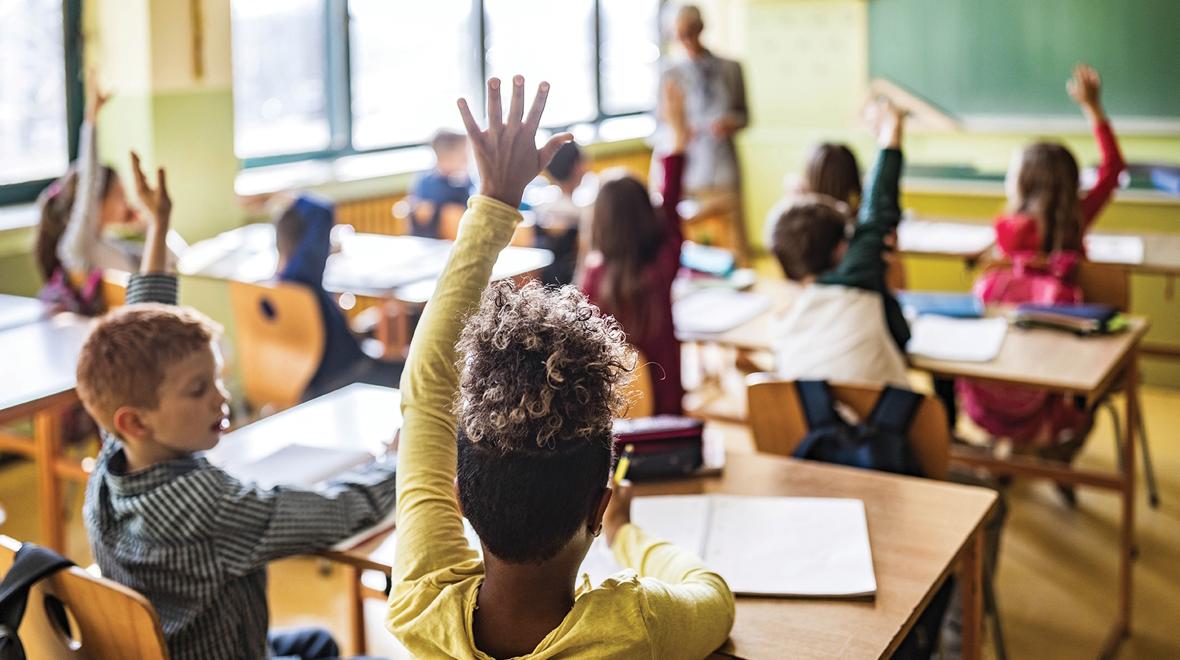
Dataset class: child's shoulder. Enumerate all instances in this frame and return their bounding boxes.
[994,212,1041,255]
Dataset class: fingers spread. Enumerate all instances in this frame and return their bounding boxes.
[539,132,575,168]
[457,98,482,139]
[524,82,550,134]
[508,75,525,124]
[487,78,503,130]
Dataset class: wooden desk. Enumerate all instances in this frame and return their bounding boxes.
[897,218,995,262]
[0,294,50,332]
[1087,231,1180,276]
[337,451,996,660]
[0,313,94,552]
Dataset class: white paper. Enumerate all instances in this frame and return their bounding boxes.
[226,444,374,490]
[580,495,876,598]
[1085,234,1145,265]
[906,316,1008,362]
[897,220,994,256]
[674,290,771,335]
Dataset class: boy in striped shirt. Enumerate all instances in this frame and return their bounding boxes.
[76,154,396,660]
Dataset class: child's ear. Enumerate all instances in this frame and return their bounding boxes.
[112,405,150,442]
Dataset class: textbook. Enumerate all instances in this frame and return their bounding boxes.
[581,495,877,598]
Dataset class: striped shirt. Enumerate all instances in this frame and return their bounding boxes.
[83,273,398,660]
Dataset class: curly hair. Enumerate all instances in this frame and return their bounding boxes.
[454,280,635,563]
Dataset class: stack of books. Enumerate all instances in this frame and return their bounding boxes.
[1012,303,1121,335]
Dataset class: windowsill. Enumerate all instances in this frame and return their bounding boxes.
[235,113,657,202]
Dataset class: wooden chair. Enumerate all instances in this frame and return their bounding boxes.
[745,374,950,480]
[1076,261,1160,508]
[619,350,655,419]
[227,280,325,413]
[0,535,168,659]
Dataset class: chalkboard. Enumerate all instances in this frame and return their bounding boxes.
[869,0,1180,120]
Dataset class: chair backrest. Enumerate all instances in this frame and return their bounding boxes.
[100,270,128,308]
[227,280,325,412]
[746,374,950,480]
[0,536,168,660]
[619,349,655,419]
[1076,260,1130,311]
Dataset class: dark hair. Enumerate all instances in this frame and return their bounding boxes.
[455,281,633,564]
[34,165,117,282]
[588,174,665,336]
[769,198,850,281]
[274,204,306,262]
[803,143,862,213]
[430,129,466,157]
[546,142,583,183]
[1011,142,1083,253]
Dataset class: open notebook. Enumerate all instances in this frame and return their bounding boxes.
[226,444,375,490]
[581,495,877,598]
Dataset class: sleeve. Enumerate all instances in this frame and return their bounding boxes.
[613,523,735,656]
[821,148,903,290]
[656,153,687,277]
[57,121,102,273]
[211,460,398,576]
[278,195,334,287]
[390,196,522,586]
[1079,120,1126,228]
[727,61,749,130]
[125,273,178,305]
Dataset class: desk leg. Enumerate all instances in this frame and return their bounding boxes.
[33,408,64,552]
[349,566,368,655]
[1102,365,1138,658]
[960,530,984,660]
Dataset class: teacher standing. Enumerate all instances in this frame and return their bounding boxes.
[658,4,750,262]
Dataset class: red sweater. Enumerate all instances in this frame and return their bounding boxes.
[581,153,686,415]
[995,120,1125,258]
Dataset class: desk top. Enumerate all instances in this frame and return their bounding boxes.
[897,218,995,260]
[1088,231,1180,275]
[206,383,400,470]
[0,314,93,420]
[339,450,995,660]
[178,224,553,300]
[0,294,50,332]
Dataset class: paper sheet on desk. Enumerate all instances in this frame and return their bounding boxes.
[673,289,770,335]
[226,444,374,490]
[907,316,1008,362]
[1085,234,1145,265]
[897,220,994,255]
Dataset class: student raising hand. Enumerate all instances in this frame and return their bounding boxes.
[457,76,573,209]
[1067,63,1107,123]
[130,151,171,274]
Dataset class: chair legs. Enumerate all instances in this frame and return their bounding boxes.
[984,570,1007,660]
[1102,398,1160,509]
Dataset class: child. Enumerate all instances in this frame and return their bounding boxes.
[579,82,690,415]
[959,64,1125,472]
[385,76,734,659]
[767,102,910,387]
[35,86,140,314]
[408,129,472,239]
[273,193,404,400]
[79,154,398,660]
[801,143,862,213]
[533,141,588,285]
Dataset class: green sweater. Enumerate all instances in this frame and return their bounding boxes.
[818,147,909,351]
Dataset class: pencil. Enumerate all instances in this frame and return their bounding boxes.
[614,444,634,486]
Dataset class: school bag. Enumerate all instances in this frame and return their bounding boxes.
[611,416,704,479]
[792,380,925,478]
[0,543,75,660]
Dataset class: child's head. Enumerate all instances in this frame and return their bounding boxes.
[1006,142,1083,252]
[274,202,307,269]
[589,173,664,331]
[431,130,469,177]
[76,304,229,455]
[455,281,632,564]
[34,165,123,281]
[545,142,586,189]
[802,143,862,213]
[768,196,852,282]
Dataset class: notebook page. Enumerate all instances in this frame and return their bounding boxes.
[226,444,374,490]
[578,495,712,587]
[674,290,771,335]
[703,496,876,597]
[906,316,1007,362]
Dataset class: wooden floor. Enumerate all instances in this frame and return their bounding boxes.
[2,386,1178,658]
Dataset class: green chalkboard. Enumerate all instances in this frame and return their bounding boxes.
[869,0,1180,119]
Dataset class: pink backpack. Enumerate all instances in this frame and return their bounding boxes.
[973,251,1082,305]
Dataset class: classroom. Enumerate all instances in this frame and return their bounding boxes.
[1,0,1178,658]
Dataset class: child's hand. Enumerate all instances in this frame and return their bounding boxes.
[602,479,633,547]
[457,76,573,209]
[86,70,111,123]
[662,80,693,151]
[1067,63,1105,121]
[871,98,905,148]
[131,151,172,229]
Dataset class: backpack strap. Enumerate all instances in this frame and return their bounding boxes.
[866,386,925,434]
[794,380,840,431]
[0,544,75,644]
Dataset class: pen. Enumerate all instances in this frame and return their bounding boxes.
[614,444,634,486]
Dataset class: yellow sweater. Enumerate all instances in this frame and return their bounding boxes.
[385,196,735,659]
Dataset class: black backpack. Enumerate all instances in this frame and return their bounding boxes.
[792,380,925,478]
[0,543,75,660]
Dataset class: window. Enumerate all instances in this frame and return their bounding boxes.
[232,0,662,167]
[0,0,82,205]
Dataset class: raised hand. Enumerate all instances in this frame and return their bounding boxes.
[662,80,692,152]
[130,151,172,225]
[86,70,111,123]
[457,76,572,208]
[1067,63,1105,122]
[868,97,905,149]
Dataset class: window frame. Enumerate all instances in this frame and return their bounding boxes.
[0,0,85,206]
[239,0,659,169]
